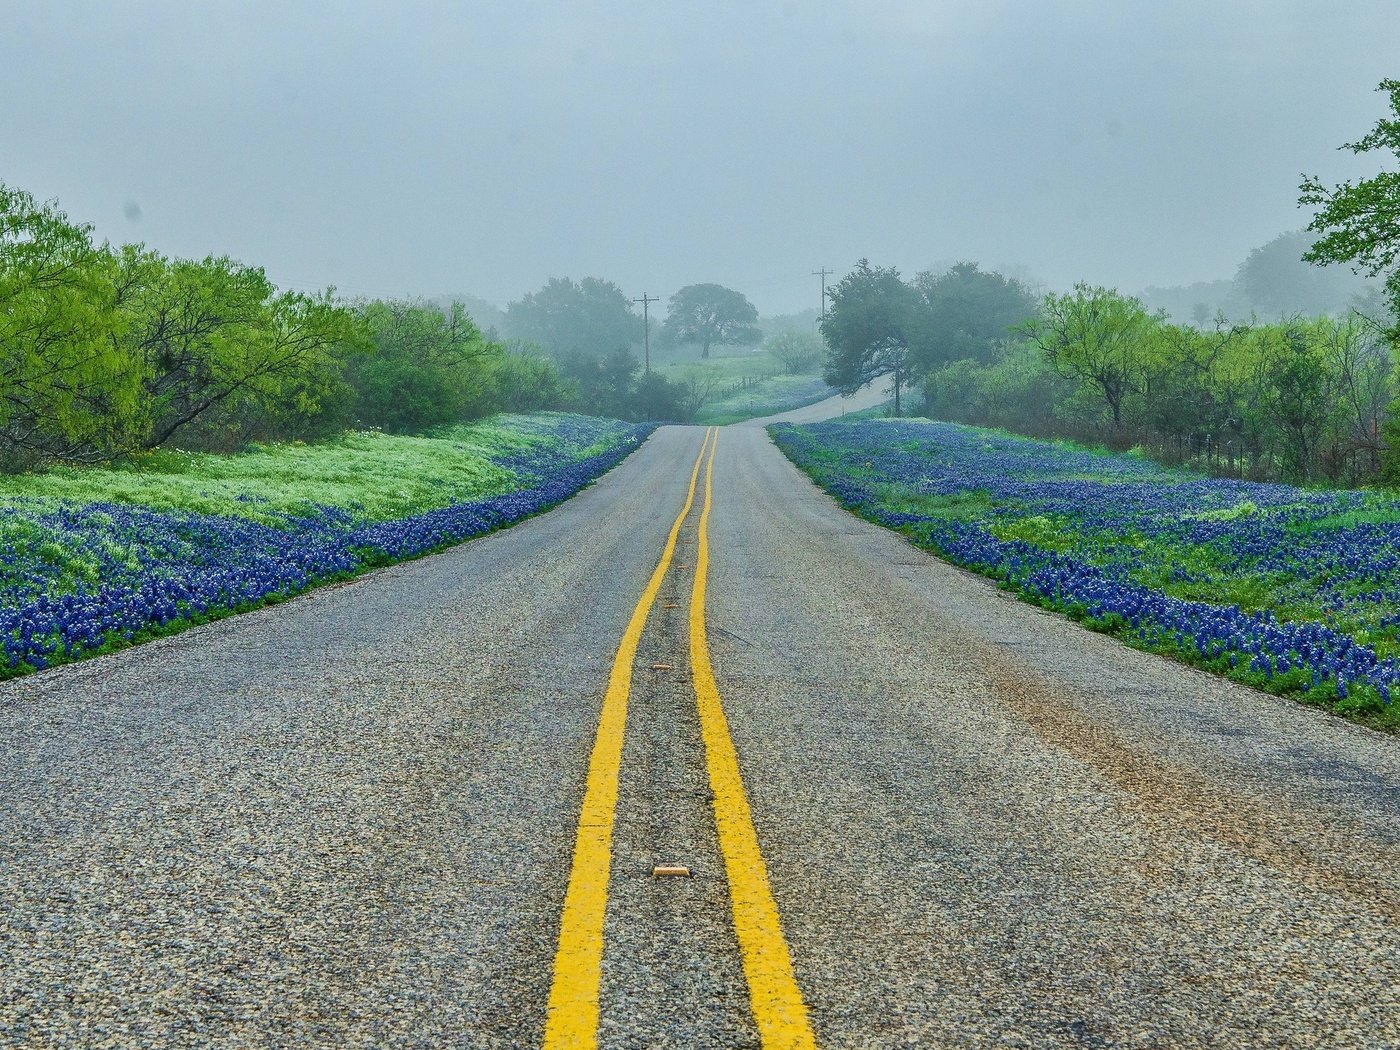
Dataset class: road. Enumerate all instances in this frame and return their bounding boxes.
[2,386,1399,1048]
[737,379,892,426]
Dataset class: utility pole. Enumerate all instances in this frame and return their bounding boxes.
[812,267,833,323]
[632,292,660,375]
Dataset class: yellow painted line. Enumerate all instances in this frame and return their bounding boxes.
[689,431,817,1049]
[543,427,715,1049]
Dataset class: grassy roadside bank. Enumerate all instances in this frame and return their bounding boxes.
[0,414,653,679]
[773,416,1400,732]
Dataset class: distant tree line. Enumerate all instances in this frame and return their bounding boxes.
[0,182,595,470]
[823,262,1396,485]
[821,260,1041,418]
[1139,229,1377,325]
[498,276,770,420]
[822,79,1400,487]
[0,184,790,470]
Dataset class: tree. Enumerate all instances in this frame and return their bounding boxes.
[1321,314,1392,477]
[430,292,506,336]
[675,373,719,421]
[0,181,368,462]
[1023,284,1159,431]
[558,347,640,419]
[125,254,364,448]
[349,299,499,432]
[490,344,571,413]
[912,262,1039,368]
[820,260,920,417]
[1137,318,1249,462]
[1252,319,1342,481]
[765,329,824,374]
[632,370,686,421]
[660,283,761,359]
[503,277,642,358]
[1233,230,1368,318]
[0,185,144,464]
[1300,79,1400,331]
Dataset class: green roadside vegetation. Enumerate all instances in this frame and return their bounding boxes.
[0,412,653,678]
[819,82,1400,489]
[651,348,832,424]
[774,416,1400,731]
[1,413,636,525]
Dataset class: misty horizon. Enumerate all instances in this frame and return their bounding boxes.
[3,1,1398,315]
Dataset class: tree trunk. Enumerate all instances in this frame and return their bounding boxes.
[892,366,902,417]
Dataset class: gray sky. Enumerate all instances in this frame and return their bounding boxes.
[3,1,1397,314]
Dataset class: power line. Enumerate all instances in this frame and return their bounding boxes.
[632,292,661,375]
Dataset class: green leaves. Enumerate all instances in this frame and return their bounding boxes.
[819,259,919,412]
[349,299,504,433]
[659,283,761,359]
[911,261,1038,368]
[0,179,581,466]
[0,180,369,464]
[821,260,1041,417]
[0,186,144,464]
[1300,79,1400,325]
[1022,284,1158,428]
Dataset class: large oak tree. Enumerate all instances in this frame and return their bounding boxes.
[912,262,1039,368]
[820,260,920,416]
[660,283,761,359]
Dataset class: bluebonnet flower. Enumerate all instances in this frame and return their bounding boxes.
[0,422,655,676]
[773,418,1400,706]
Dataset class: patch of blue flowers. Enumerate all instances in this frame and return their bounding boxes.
[0,423,654,676]
[773,418,1400,711]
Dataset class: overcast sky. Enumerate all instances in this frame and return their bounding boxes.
[3,1,1398,315]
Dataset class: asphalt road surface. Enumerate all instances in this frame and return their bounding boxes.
[3,386,1399,1048]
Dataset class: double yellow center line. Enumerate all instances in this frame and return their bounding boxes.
[543,428,815,1049]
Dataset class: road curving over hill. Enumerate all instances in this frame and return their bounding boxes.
[2,383,1398,1048]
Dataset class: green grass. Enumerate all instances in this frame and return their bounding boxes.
[0,413,628,524]
[650,350,832,424]
[772,416,1400,731]
[0,412,652,680]
[651,348,787,384]
[695,375,833,425]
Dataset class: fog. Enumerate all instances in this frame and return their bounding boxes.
[2,1,1397,313]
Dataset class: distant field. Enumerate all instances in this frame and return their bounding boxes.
[774,416,1400,730]
[651,349,831,423]
[651,347,782,384]
[693,375,833,425]
[0,414,652,676]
